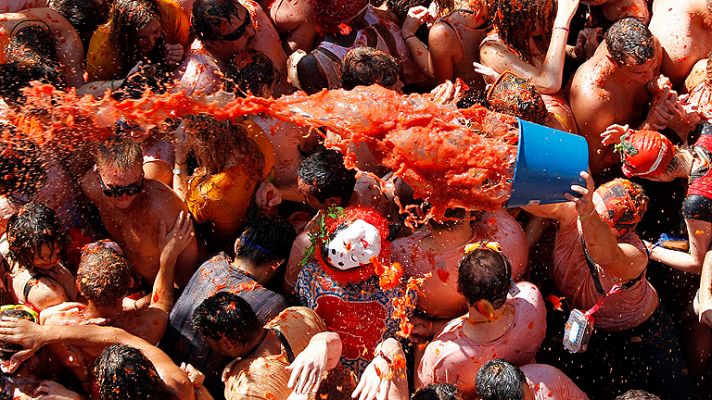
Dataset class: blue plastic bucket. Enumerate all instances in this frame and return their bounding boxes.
[506,118,589,208]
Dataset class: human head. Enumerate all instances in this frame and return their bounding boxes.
[7,202,64,270]
[94,136,144,209]
[77,241,131,307]
[341,47,403,92]
[184,114,265,177]
[486,72,547,124]
[192,292,262,358]
[315,366,358,400]
[0,305,38,361]
[411,383,463,400]
[605,18,656,83]
[457,244,512,313]
[93,344,167,400]
[108,0,163,73]
[492,0,555,61]
[234,215,296,280]
[7,24,57,66]
[475,359,526,400]
[297,149,356,209]
[314,206,392,285]
[614,390,661,400]
[224,49,278,97]
[593,178,648,237]
[0,125,46,197]
[192,0,255,56]
[48,0,110,42]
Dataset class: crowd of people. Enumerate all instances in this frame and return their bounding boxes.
[0,0,710,398]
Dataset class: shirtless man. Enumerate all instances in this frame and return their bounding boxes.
[180,0,289,97]
[0,7,85,87]
[568,18,693,173]
[81,136,199,288]
[649,0,712,88]
[39,214,192,382]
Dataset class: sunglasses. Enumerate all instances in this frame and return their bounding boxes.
[98,175,144,197]
[200,11,252,42]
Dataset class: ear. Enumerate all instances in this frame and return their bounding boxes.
[233,237,242,255]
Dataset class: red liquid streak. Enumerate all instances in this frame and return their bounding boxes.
[12,84,519,220]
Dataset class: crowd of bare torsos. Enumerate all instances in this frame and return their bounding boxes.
[0,0,710,398]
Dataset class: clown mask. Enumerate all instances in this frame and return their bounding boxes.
[326,219,382,270]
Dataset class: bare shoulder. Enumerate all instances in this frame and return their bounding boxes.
[144,180,186,218]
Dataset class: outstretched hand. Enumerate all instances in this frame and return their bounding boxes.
[158,211,194,266]
[600,124,630,146]
[564,171,596,218]
[401,6,435,37]
[351,355,392,400]
[286,338,328,395]
[0,317,44,373]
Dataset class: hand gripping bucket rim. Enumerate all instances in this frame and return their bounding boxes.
[506,118,589,208]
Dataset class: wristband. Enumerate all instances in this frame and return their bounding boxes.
[404,35,417,41]
[172,168,184,176]
[554,26,570,33]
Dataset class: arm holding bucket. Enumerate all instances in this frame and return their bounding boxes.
[566,171,647,281]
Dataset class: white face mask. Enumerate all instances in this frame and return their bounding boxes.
[326,219,382,270]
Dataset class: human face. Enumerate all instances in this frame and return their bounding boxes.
[202,9,255,57]
[31,242,61,270]
[204,336,241,358]
[136,18,162,55]
[97,164,144,210]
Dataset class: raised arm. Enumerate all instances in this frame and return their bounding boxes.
[285,331,342,395]
[698,250,712,327]
[568,171,647,281]
[0,319,194,400]
[479,0,579,94]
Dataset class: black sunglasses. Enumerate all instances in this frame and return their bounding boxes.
[199,11,252,42]
[98,175,144,197]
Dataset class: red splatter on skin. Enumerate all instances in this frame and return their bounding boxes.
[152,293,159,303]
[436,268,449,283]
[527,321,534,330]
[11,84,519,222]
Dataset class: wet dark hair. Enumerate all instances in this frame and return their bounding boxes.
[77,243,131,306]
[457,247,511,308]
[315,366,358,400]
[491,0,555,62]
[487,72,547,124]
[184,114,265,179]
[224,49,277,97]
[0,125,46,197]
[6,202,65,269]
[0,25,64,101]
[412,383,463,400]
[614,390,661,400]
[387,0,430,19]
[95,135,143,173]
[108,0,164,76]
[297,149,356,205]
[49,0,110,35]
[94,344,167,400]
[192,292,261,344]
[605,17,654,66]
[192,0,244,41]
[341,47,401,90]
[236,215,296,267]
[0,307,37,361]
[475,359,526,400]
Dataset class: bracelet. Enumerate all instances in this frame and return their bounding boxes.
[172,167,184,176]
[554,26,570,33]
[403,35,417,41]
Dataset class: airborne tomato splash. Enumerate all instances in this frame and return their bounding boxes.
[12,84,519,220]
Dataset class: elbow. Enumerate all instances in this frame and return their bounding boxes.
[537,78,562,95]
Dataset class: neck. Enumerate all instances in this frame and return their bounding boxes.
[463,303,515,342]
[244,328,281,358]
[232,258,269,285]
